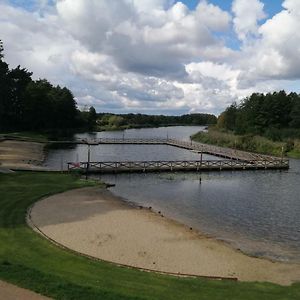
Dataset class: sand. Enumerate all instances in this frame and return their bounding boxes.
[0,280,51,300]
[29,187,300,286]
[0,140,46,170]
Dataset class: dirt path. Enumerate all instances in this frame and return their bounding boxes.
[0,140,46,170]
[0,280,51,300]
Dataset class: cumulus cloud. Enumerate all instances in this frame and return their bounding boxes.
[236,0,300,87]
[1,0,300,115]
[56,0,232,79]
[232,0,266,41]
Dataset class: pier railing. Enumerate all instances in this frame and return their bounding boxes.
[67,159,289,173]
[64,137,289,173]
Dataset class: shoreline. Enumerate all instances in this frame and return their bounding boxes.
[28,187,300,286]
[0,139,48,171]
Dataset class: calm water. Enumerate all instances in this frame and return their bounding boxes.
[44,126,300,263]
[44,126,219,170]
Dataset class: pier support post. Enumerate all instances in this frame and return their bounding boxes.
[86,143,91,180]
[200,150,203,166]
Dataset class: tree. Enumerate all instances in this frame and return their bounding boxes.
[24,80,55,130]
[50,86,78,129]
[0,40,86,133]
[88,106,97,129]
[0,40,11,131]
[0,40,3,60]
[290,95,300,128]
[217,103,237,131]
[8,66,32,129]
[108,115,124,128]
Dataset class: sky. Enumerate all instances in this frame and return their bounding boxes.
[1,0,300,115]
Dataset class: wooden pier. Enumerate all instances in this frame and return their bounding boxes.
[66,138,289,173]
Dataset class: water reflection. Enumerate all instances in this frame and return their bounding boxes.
[44,126,209,170]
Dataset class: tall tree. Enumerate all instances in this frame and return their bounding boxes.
[0,40,11,131]
[217,102,237,131]
[50,86,78,128]
[24,79,55,130]
[290,94,300,128]
[88,106,97,129]
[8,65,32,129]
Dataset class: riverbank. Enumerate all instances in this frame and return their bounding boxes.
[2,172,300,299]
[0,139,46,170]
[29,187,300,286]
[192,129,300,158]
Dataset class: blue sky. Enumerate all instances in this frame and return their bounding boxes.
[180,0,283,18]
[10,0,284,17]
[1,0,300,115]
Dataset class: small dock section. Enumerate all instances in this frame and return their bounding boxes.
[66,138,289,173]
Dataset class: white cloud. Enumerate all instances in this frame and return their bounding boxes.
[232,0,266,41]
[196,0,231,32]
[1,0,300,115]
[236,0,300,87]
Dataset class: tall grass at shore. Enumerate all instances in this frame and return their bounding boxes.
[0,172,300,299]
[191,129,300,157]
[288,139,300,158]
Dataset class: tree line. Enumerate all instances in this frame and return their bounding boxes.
[217,91,300,140]
[98,113,217,130]
[0,40,97,133]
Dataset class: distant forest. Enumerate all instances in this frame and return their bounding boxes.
[217,91,300,140]
[97,113,217,130]
[0,40,97,133]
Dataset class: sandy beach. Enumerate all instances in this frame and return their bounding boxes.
[0,140,45,170]
[29,187,300,286]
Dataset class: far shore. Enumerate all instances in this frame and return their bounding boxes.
[29,187,300,286]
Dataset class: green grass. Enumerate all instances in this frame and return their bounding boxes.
[287,140,300,158]
[0,131,49,142]
[192,130,288,157]
[0,172,300,299]
[192,129,300,159]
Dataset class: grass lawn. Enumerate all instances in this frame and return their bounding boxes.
[0,172,299,299]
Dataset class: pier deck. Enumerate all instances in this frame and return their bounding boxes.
[65,138,289,173]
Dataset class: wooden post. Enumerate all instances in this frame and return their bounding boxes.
[281,146,284,164]
[86,143,91,180]
[60,154,64,173]
[200,148,203,166]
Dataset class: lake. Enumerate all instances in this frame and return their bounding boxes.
[44,126,300,263]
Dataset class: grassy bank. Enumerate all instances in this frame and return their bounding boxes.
[192,129,300,158]
[0,132,50,143]
[0,172,300,299]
